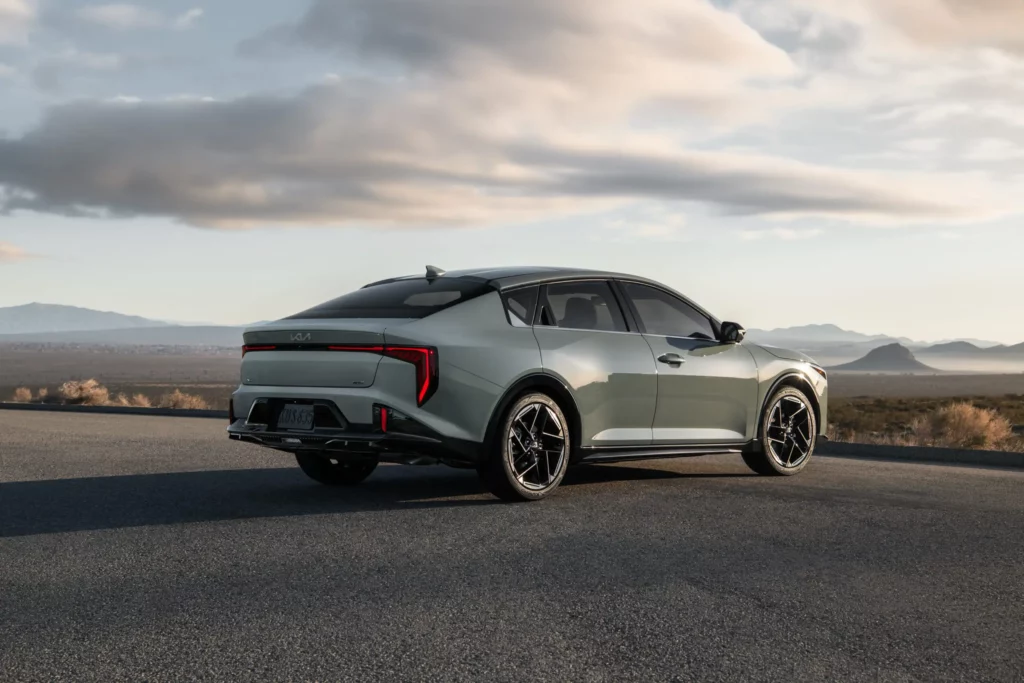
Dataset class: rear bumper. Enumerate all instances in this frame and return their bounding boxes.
[227,419,482,466]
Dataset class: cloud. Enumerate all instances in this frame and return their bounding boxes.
[963,138,1024,162]
[172,8,203,30]
[0,62,15,78]
[0,0,33,43]
[77,3,164,30]
[0,0,1020,229]
[740,228,824,241]
[814,0,1024,55]
[31,48,122,92]
[0,83,1007,228]
[0,241,34,263]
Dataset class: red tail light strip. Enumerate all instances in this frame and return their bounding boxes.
[241,345,277,356]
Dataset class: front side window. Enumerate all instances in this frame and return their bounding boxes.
[542,281,627,332]
[622,282,716,340]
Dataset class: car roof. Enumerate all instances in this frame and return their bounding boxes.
[363,265,721,325]
[369,266,665,290]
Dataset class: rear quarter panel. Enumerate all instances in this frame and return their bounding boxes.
[388,291,543,443]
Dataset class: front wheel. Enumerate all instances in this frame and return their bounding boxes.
[742,386,817,476]
[296,453,378,486]
[478,393,571,501]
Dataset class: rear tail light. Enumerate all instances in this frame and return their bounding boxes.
[242,345,276,356]
[382,346,438,405]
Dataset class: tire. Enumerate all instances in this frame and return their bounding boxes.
[295,452,379,486]
[743,386,817,476]
[478,392,571,501]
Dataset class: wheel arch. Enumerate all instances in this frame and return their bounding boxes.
[758,372,821,440]
[482,373,582,462]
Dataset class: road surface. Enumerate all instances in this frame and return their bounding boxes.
[2,412,1023,682]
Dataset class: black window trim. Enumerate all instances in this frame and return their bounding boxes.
[614,278,722,341]
[532,278,633,334]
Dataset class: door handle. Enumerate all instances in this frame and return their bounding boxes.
[658,353,685,367]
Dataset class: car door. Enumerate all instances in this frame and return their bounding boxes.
[617,281,758,445]
[531,280,657,448]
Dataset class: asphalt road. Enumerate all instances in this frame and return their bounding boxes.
[2,412,1023,682]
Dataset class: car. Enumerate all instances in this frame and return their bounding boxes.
[228,266,828,501]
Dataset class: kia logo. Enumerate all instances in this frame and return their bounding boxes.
[290,332,312,342]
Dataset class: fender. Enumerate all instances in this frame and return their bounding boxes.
[481,372,583,462]
[757,371,821,441]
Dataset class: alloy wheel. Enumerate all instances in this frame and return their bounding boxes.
[507,402,566,491]
[765,395,813,469]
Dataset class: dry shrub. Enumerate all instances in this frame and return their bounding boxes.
[37,388,49,401]
[113,392,153,407]
[58,379,111,406]
[12,387,32,402]
[911,402,1014,450]
[159,389,209,410]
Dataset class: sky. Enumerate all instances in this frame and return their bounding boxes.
[0,0,1022,342]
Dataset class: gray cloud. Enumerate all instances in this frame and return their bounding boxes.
[0,0,1018,229]
[0,82,997,228]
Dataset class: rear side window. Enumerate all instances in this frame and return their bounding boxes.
[542,281,627,332]
[288,279,492,319]
[504,286,539,327]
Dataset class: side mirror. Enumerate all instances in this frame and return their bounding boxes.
[720,322,746,344]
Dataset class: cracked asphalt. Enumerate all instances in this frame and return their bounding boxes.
[2,411,1023,682]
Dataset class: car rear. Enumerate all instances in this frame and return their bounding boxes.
[228,276,496,463]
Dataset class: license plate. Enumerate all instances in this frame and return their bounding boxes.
[278,404,314,431]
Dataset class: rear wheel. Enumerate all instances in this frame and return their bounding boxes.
[478,393,570,501]
[743,386,817,476]
[296,453,378,486]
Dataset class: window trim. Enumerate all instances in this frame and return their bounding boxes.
[615,279,721,341]
[534,279,631,334]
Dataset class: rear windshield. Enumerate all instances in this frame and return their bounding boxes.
[287,279,493,319]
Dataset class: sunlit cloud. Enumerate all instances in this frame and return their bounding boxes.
[0,241,34,263]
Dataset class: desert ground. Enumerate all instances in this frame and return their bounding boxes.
[0,344,241,410]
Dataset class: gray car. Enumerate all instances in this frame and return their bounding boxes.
[229,266,828,501]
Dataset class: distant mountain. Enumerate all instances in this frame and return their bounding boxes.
[0,303,171,335]
[746,324,910,346]
[929,338,1003,349]
[987,342,1024,357]
[829,343,939,374]
[917,341,983,355]
[0,326,245,347]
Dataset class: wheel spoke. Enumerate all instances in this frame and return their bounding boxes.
[516,460,538,483]
[510,429,529,453]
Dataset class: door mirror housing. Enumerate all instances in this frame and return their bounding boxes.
[720,322,746,344]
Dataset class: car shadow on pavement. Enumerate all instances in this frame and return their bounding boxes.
[0,462,752,537]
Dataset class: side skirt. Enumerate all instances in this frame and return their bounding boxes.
[577,442,753,465]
